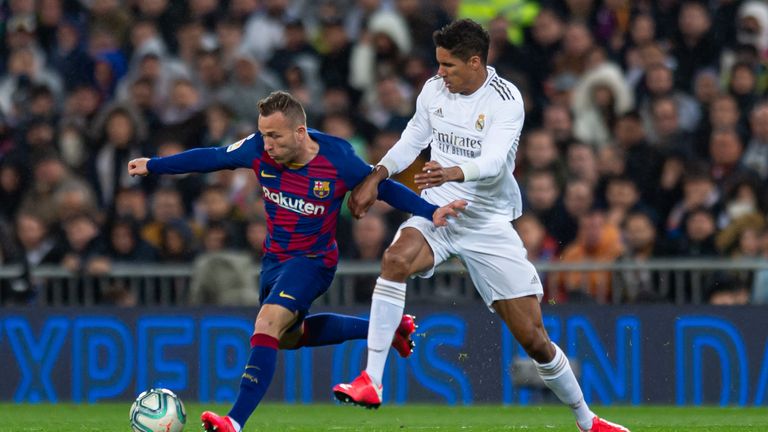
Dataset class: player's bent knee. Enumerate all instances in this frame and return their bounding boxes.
[381,249,413,279]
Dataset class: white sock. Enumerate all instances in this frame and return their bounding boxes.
[534,343,594,431]
[365,277,406,387]
[228,417,241,432]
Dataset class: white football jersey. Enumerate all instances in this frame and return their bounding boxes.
[379,66,524,225]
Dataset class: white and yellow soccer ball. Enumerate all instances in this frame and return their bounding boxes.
[130,388,187,432]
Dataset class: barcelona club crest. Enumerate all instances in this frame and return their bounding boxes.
[475,114,485,131]
[313,180,331,198]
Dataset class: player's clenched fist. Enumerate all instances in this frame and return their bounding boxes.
[127,158,150,176]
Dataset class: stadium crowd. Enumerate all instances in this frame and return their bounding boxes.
[0,0,767,306]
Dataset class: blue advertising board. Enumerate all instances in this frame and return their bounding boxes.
[1,305,767,405]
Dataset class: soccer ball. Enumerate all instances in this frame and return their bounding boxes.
[129,388,187,432]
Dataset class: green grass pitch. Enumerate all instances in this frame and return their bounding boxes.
[0,403,766,431]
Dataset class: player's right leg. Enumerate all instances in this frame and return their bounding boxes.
[333,227,435,407]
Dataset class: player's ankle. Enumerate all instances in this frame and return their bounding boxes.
[229,416,242,432]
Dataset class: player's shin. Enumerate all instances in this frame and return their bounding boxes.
[227,333,279,429]
[295,313,369,347]
[365,277,406,387]
[534,342,595,431]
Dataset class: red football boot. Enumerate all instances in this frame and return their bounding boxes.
[391,314,417,358]
[577,416,631,432]
[201,411,237,432]
[332,370,383,409]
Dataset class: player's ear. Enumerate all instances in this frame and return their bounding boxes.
[295,124,307,140]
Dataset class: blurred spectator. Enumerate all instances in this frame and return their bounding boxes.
[89,103,148,207]
[242,0,293,62]
[0,46,63,124]
[742,102,768,179]
[603,175,646,227]
[571,61,633,149]
[613,111,663,203]
[50,17,94,92]
[708,128,758,194]
[615,210,668,303]
[519,128,565,184]
[112,186,149,224]
[649,96,696,158]
[671,1,720,94]
[558,207,623,303]
[550,178,594,248]
[190,251,259,305]
[142,187,188,248]
[158,218,198,263]
[218,49,280,122]
[566,141,599,187]
[0,157,30,221]
[365,76,413,130]
[60,212,109,275]
[673,206,720,257]
[696,93,742,158]
[541,103,574,151]
[515,213,558,263]
[523,168,562,232]
[350,10,412,99]
[20,154,96,225]
[707,272,751,305]
[195,184,247,249]
[638,63,701,135]
[667,168,720,238]
[318,16,354,90]
[11,209,66,302]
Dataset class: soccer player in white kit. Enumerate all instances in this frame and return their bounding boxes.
[333,19,629,432]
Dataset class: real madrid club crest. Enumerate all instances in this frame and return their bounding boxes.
[313,180,331,198]
[475,114,485,131]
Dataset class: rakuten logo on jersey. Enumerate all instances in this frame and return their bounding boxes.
[262,186,326,216]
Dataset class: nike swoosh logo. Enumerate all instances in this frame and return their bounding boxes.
[279,291,296,300]
[261,170,277,178]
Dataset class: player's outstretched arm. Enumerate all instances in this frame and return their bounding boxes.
[433,200,468,226]
[414,161,465,189]
[128,158,150,176]
[348,165,389,218]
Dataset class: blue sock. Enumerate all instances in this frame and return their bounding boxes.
[297,313,368,347]
[227,333,278,428]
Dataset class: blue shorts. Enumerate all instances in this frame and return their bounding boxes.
[259,255,336,331]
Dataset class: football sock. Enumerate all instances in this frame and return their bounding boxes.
[228,417,241,432]
[365,277,406,387]
[227,333,278,428]
[296,313,369,347]
[534,343,594,431]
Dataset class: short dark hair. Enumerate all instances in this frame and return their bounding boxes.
[433,19,489,64]
[258,91,307,126]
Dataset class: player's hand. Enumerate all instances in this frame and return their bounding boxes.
[127,158,150,176]
[414,161,463,189]
[433,199,467,226]
[349,168,386,218]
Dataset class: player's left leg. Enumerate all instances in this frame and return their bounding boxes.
[280,313,417,358]
[493,298,629,432]
[458,223,628,432]
[202,303,298,432]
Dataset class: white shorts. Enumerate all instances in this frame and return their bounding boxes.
[398,217,543,308]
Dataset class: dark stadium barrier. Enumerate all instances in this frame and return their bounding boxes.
[2,305,767,406]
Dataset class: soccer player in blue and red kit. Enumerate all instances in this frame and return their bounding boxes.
[128,91,466,432]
